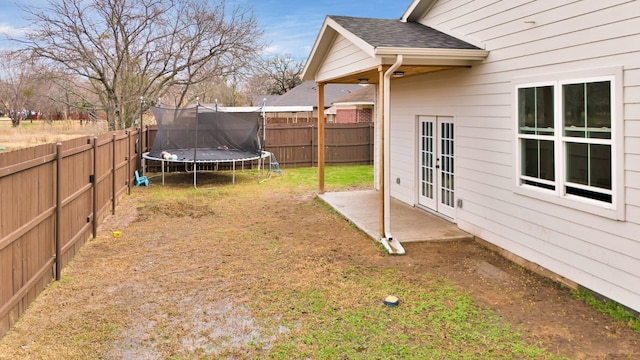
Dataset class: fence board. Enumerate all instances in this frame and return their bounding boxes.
[0,128,141,340]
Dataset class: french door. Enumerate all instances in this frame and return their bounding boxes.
[418,116,456,219]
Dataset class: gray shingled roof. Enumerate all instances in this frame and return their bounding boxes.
[270,80,364,108]
[329,16,480,50]
[333,85,375,104]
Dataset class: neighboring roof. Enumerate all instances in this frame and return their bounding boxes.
[332,84,375,105]
[325,106,336,115]
[198,104,313,113]
[270,80,363,108]
[253,95,280,106]
[329,16,481,50]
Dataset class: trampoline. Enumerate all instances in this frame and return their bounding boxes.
[142,103,273,187]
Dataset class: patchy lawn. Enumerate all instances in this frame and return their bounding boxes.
[0,167,637,359]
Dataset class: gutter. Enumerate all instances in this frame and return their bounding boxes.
[375,47,489,60]
[379,55,406,255]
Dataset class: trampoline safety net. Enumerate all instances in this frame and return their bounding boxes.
[147,105,261,162]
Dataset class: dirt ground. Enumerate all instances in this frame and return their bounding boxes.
[0,172,638,359]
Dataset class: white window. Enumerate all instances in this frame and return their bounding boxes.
[515,71,622,219]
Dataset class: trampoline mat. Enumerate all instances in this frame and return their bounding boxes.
[144,148,267,163]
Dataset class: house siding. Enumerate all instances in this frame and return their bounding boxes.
[389,0,640,312]
[317,34,378,82]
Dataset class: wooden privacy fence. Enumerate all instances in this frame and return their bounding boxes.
[0,121,372,339]
[144,122,375,171]
[263,122,374,167]
[0,128,140,339]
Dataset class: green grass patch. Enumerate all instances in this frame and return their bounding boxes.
[263,268,563,359]
[276,165,373,191]
[574,289,640,332]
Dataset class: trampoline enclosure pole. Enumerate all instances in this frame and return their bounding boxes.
[194,101,199,188]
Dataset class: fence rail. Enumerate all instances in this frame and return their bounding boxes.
[0,121,373,339]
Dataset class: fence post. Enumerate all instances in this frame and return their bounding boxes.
[310,124,314,168]
[370,122,374,165]
[55,143,62,281]
[126,130,131,195]
[92,137,98,238]
[112,133,116,215]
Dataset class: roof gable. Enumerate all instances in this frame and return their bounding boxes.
[302,1,488,83]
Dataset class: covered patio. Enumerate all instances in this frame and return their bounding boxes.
[303,15,488,254]
[319,190,472,247]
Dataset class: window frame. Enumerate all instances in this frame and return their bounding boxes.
[513,67,624,220]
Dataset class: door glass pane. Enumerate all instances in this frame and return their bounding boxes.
[440,122,454,208]
[420,121,434,199]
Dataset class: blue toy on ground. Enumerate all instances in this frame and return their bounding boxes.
[135,170,149,186]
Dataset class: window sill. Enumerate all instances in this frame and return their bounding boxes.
[514,184,625,221]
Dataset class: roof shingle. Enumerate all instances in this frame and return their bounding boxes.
[329,16,480,50]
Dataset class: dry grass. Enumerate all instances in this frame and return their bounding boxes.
[0,167,638,359]
[0,119,109,151]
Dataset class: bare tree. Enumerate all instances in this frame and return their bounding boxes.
[17,0,264,130]
[0,51,40,126]
[244,54,304,102]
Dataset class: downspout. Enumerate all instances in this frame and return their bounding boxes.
[380,54,405,255]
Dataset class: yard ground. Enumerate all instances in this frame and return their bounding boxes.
[0,167,638,359]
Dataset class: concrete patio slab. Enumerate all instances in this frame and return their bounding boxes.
[318,190,472,243]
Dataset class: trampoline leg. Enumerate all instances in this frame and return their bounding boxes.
[161,159,165,185]
[232,160,236,186]
[193,161,197,188]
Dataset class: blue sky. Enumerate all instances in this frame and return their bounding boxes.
[0,0,410,60]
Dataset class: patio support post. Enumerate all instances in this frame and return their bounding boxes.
[317,82,325,194]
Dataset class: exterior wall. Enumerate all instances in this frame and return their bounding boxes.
[389,0,640,312]
[337,108,358,123]
[336,106,373,123]
[317,34,378,82]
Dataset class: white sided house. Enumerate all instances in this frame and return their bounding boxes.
[303,0,640,313]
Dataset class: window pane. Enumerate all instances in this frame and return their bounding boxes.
[518,88,535,131]
[566,142,588,184]
[564,81,611,139]
[519,86,554,135]
[590,144,611,190]
[522,139,554,181]
[537,86,554,130]
[587,81,611,139]
[563,83,585,130]
[566,143,611,190]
